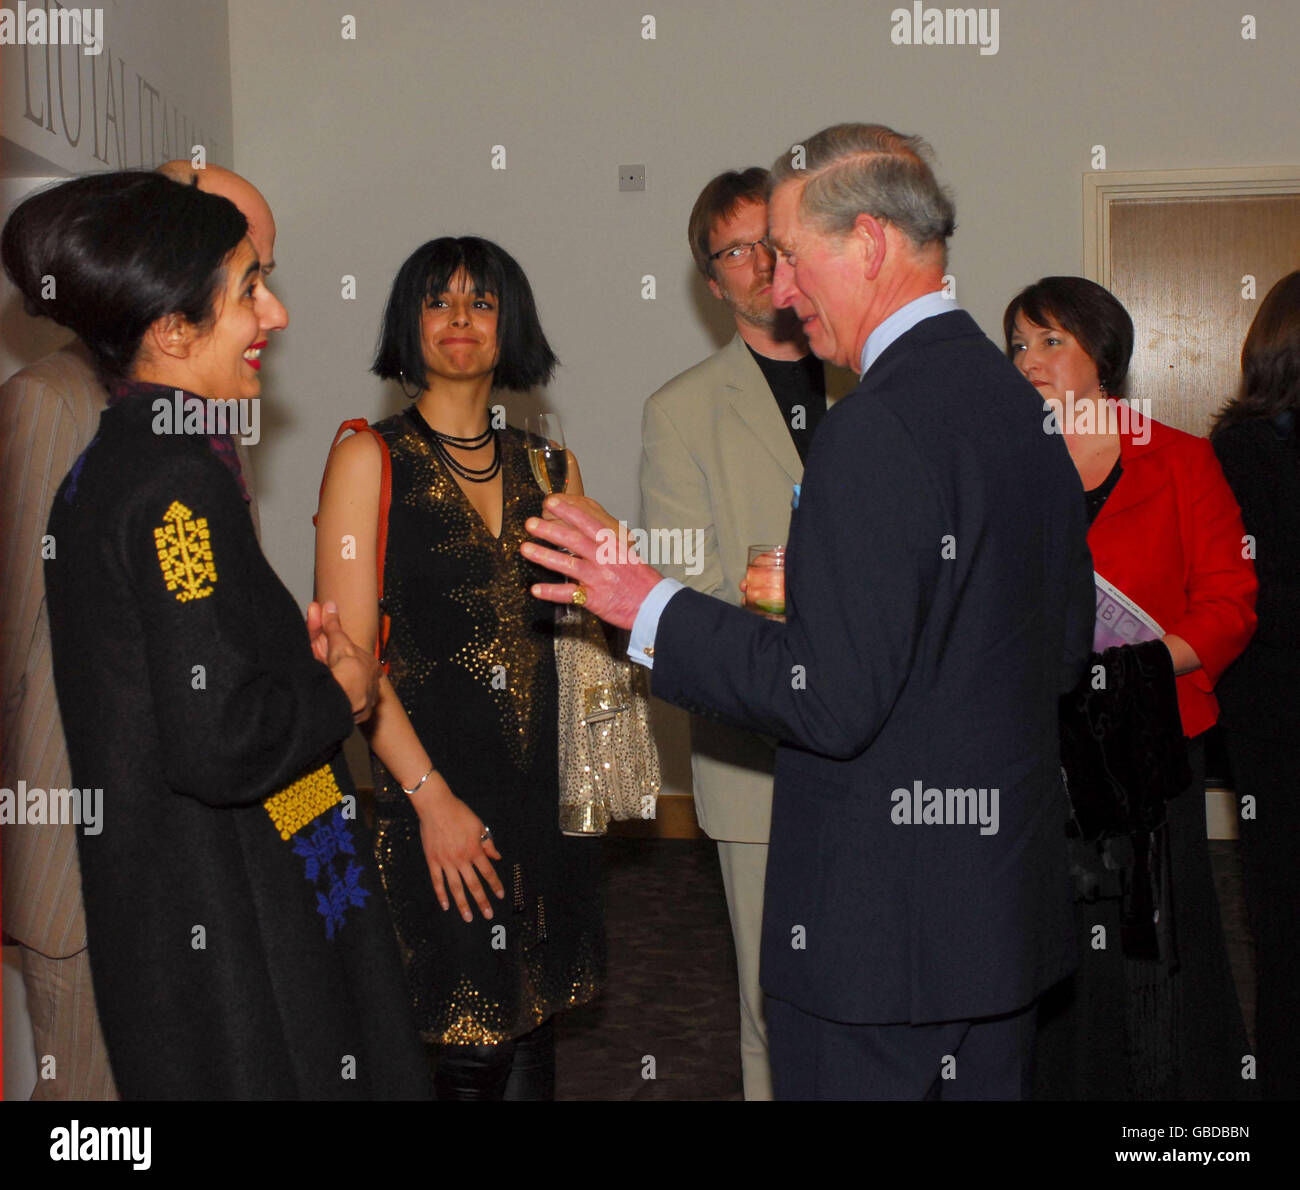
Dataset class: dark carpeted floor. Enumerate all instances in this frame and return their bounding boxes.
[555,839,742,1101]
[554,836,1256,1101]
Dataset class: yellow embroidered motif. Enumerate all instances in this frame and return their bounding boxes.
[264,764,343,840]
[154,500,217,602]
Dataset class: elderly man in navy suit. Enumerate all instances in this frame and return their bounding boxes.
[523,123,1094,1100]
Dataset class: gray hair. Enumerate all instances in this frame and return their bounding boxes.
[770,124,956,254]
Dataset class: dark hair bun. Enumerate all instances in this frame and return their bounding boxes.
[2,170,247,381]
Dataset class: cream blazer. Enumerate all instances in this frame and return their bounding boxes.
[639,334,854,842]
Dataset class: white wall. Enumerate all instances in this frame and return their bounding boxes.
[227,0,1300,610]
[2,0,236,382]
[226,0,1299,801]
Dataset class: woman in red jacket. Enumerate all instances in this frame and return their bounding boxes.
[1005,276,1257,1099]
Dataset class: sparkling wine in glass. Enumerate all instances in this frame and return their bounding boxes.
[525,413,568,494]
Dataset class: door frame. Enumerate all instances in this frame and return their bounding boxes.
[1083,165,1300,286]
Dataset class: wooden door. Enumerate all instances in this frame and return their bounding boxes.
[1107,193,1300,434]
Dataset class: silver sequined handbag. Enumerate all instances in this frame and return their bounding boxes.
[555,604,661,835]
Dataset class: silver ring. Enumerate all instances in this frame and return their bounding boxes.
[479,826,493,842]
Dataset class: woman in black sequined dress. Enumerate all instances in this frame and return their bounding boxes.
[316,238,604,1099]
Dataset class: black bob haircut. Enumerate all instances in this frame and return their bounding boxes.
[372,236,557,393]
[1002,276,1135,397]
[1,170,248,384]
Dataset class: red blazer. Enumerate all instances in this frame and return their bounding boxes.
[1087,412,1258,737]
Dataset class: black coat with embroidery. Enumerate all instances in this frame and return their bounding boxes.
[43,385,428,1100]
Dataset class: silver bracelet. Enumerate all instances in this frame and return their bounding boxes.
[401,765,434,797]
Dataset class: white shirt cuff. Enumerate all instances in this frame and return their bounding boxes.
[627,578,685,668]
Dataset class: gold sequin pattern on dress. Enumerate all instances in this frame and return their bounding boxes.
[263,763,343,840]
[376,815,603,1046]
[153,499,217,602]
[420,909,603,1046]
[390,424,548,771]
[438,976,514,1045]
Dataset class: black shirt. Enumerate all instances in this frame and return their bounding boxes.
[1084,455,1123,525]
[746,344,827,463]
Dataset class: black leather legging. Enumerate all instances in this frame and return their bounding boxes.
[431,1019,556,1101]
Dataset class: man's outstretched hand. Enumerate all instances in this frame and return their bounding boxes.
[521,495,663,631]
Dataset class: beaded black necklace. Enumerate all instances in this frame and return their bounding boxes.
[405,405,501,483]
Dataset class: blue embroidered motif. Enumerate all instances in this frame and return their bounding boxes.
[291,810,357,880]
[289,808,368,939]
[316,860,371,941]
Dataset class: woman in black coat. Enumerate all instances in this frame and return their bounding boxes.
[1211,270,1300,1100]
[1,172,428,1099]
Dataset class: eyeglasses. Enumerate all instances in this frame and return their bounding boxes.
[707,239,774,270]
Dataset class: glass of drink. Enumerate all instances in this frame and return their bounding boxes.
[524,413,568,494]
[745,545,786,621]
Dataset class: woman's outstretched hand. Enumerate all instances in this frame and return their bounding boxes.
[408,774,505,922]
[307,599,381,723]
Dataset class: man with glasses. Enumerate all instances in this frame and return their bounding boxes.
[639,167,853,1100]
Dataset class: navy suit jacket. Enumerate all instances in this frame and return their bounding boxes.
[653,309,1095,1025]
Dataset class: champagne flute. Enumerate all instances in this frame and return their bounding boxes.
[525,413,568,495]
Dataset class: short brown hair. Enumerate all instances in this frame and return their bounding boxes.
[1003,276,1134,397]
[688,167,768,280]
